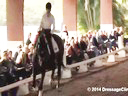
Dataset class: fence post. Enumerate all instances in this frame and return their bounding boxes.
[94,58,103,67]
[61,50,72,79]
[78,63,88,73]
[118,36,126,58]
[107,48,115,63]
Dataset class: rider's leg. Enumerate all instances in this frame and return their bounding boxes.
[44,30,55,58]
[44,29,56,70]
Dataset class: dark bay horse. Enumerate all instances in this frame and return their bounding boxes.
[32,32,64,95]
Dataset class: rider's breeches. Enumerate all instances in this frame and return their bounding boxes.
[43,29,55,58]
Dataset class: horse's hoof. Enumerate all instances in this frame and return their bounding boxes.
[38,90,43,96]
[56,85,59,89]
[50,80,56,89]
[32,87,38,91]
[49,79,51,84]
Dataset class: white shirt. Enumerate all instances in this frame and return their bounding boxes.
[39,12,55,33]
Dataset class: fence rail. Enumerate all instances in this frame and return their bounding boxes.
[67,47,128,68]
[0,46,128,93]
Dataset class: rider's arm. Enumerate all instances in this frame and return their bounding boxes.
[51,16,55,34]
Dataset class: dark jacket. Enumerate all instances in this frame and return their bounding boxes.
[92,36,99,48]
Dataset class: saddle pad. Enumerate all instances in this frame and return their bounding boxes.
[51,37,59,53]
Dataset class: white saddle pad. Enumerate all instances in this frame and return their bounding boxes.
[51,37,59,53]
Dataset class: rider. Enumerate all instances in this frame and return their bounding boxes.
[38,2,55,57]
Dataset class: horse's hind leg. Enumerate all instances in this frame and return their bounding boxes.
[57,62,62,88]
[51,69,55,80]
[38,70,45,96]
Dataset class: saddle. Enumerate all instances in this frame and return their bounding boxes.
[41,33,59,55]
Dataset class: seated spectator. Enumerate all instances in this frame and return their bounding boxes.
[101,31,109,54]
[114,27,121,41]
[87,33,99,57]
[62,25,69,42]
[22,46,32,78]
[66,38,85,65]
[83,34,89,45]
[28,44,34,64]
[7,51,17,78]
[13,45,22,62]
[65,43,72,65]
[98,30,107,54]
[26,33,32,47]
[79,35,87,52]
[92,32,99,49]
[15,48,26,80]
[0,51,18,96]
[74,36,81,49]
[87,30,93,40]
[109,30,118,52]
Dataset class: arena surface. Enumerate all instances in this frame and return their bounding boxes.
[26,55,128,96]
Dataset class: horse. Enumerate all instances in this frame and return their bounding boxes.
[32,32,65,95]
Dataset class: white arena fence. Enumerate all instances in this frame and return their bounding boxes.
[0,46,128,93]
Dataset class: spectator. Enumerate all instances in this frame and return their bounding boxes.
[26,33,32,47]
[98,30,106,54]
[92,32,99,49]
[22,46,32,78]
[115,27,121,40]
[101,31,109,54]
[62,25,69,42]
[0,51,18,96]
[109,30,118,52]
[13,45,22,62]
[28,44,34,64]
[66,38,85,65]
[79,35,87,52]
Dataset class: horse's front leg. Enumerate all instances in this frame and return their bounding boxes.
[50,66,61,89]
[57,63,62,88]
[50,69,55,88]
[38,70,45,96]
[51,69,55,81]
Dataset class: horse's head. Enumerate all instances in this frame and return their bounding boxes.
[35,32,50,61]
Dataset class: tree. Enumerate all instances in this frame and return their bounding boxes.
[77,0,128,34]
[77,0,100,33]
[113,0,127,27]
